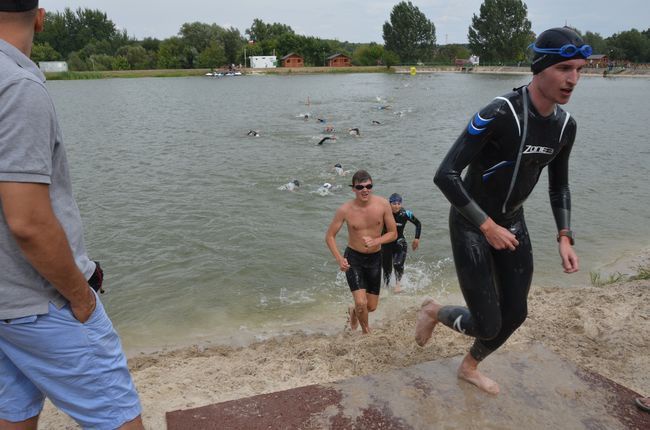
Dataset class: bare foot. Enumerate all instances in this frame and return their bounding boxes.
[415,298,440,346]
[457,357,500,395]
[348,305,359,331]
[393,283,402,294]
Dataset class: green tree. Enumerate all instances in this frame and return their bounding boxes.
[157,37,186,69]
[197,41,227,68]
[66,52,87,71]
[220,27,245,65]
[179,22,223,53]
[434,44,471,64]
[88,54,114,71]
[111,55,130,70]
[581,31,608,56]
[383,1,436,63]
[246,19,294,43]
[30,42,62,62]
[382,50,400,67]
[352,43,386,66]
[116,45,152,70]
[35,8,127,59]
[468,0,532,63]
[607,29,650,62]
[298,36,331,66]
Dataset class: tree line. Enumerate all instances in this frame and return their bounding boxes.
[31,1,650,71]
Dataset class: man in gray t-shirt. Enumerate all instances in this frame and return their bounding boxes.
[0,2,143,428]
[0,35,95,321]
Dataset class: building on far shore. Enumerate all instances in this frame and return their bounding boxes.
[39,61,68,73]
[249,56,277,68]
[327,53,351,67]
[587,54,608,68]
[281,53,304,67]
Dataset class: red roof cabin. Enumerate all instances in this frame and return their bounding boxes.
[281,53,304,67]
[327,53,351,67]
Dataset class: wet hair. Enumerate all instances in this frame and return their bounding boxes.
[389,193,402,203]
[291,179,300,186]
[334,163,342,168]
[530,27,587,74]
[351,169,372,186]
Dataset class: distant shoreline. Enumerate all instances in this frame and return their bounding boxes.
[45,65,650,80]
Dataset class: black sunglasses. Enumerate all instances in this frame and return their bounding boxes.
[351,183,373,190]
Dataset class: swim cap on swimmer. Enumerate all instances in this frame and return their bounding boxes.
[334,163,342,168]
[530,27,591,75]
[0,0,38,11]
[291,179,300,186]
[389,193,402,203]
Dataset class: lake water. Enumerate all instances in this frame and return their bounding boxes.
[47,72,650,353]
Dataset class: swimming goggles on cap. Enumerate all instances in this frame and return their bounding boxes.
[529,43,593,58]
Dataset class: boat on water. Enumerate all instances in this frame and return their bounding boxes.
[205,71,242,77]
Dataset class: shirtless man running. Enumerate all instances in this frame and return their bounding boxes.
[325,170,397,334]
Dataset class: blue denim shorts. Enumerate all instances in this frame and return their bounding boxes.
[0,291,141,429]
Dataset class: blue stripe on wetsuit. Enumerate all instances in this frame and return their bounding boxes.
[467,113,494,136]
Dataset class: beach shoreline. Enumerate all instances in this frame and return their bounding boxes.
[40,277,650,429]
[44,64,650,80]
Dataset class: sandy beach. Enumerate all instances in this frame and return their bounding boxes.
[39,277,649,429]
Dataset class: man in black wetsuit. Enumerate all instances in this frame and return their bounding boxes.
[415,27,586,394]
[382,193,422,293]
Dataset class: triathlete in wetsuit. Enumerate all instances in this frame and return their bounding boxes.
[415,27,586,394]
[382,193,422,293]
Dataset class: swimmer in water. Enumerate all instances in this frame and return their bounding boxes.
[348,128,360,137]
[247,130,260,137]
[324,125,335,133]
[279,179,300,191]
[315,182,334,196]
[371,120,381,125]
[416,27,585,395]
[334,163,346,176]
[318,136,336,145]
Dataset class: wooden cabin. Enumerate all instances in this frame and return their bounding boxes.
[281,53,304,67]
[327,53,352,67]
[587,54,609,68]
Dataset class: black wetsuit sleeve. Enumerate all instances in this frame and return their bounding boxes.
[548,118,576,231]
[406,211,422,239]
[434,99,507,227]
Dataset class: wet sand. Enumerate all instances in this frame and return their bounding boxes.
[40,279,649,429]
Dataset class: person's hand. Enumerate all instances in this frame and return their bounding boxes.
[362,236,378,249]
[412,238,420,251]
[480,218,519,250]
[337,257,351,272]
[559,239,579,273]
[70,288,96,323]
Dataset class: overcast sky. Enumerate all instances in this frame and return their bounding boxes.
[42,0,648,45]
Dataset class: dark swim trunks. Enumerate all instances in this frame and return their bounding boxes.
[343,247,382,295]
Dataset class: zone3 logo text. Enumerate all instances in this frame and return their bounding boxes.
[523,145,554,155]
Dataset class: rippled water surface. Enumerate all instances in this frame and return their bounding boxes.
[48,73,650,352]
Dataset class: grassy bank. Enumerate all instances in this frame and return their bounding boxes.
[44,65,650,80]
[45,66,394,80]
[45,69,211,80]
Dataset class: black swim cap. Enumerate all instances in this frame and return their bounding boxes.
[530,27,588,74]
[0,0,38,12]
[334,163,342,168]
